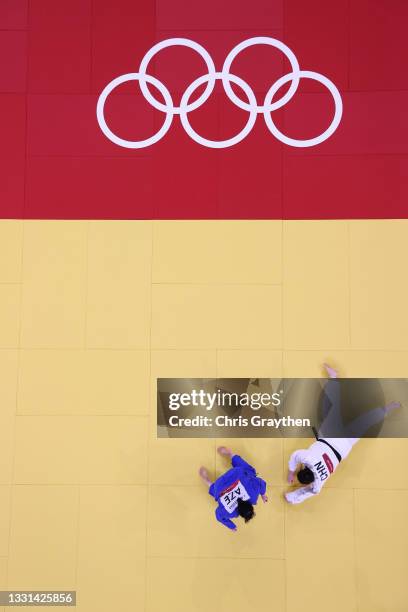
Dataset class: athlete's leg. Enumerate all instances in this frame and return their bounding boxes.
[199,466,213,487]
[324,363,339,379]
[345,402,401,438]
[200,446,235,488]
[321,364,340,419]
[318,368,347,437]
[217,446,233,459]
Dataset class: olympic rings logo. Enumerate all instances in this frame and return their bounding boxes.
[96,37,343,149]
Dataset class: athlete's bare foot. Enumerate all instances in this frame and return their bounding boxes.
[383,401,401,415]
[217,446,233,458]
[199,466,213,486]
[324,363,338,379]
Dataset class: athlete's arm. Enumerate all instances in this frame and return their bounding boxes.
[285,485,315,505]
[257,477,267,496]
[287,470,296,484]
[288,450,308,478]
[215,506,237,531]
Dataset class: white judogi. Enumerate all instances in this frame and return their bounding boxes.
[285,437,359,504]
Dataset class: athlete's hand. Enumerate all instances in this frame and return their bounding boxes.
[287,470,295,484]
[261,494,268,503]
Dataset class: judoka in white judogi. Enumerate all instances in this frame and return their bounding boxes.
[285,365,399,504]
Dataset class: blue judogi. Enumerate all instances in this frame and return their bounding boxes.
[208,455,267,530]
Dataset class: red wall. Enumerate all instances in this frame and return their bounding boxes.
[1,0,408,219]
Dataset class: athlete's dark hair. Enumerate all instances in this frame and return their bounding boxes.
[237,498,255,523]
[297,467,315,484]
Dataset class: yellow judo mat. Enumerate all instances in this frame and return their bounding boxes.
[0,219,407,612]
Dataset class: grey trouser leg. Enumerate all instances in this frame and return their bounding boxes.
[318,379,347,437]
[345,407,386,438]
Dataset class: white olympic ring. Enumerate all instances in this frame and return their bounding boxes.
[139,37,216,114]
[264,70,343,148]
[96,73,173,149]
[221,36,300,113]
[180,72,258,149]
[96,36,343,149]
